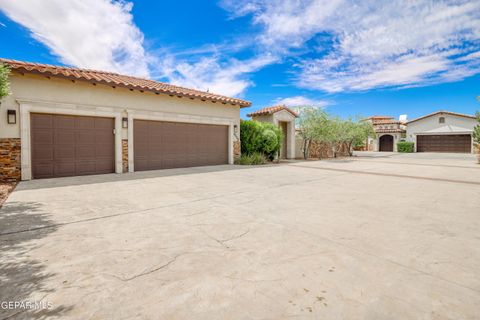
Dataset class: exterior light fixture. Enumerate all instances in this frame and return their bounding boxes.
[7,110,16,124]
[122,117,128,128]
[234,124,238,134]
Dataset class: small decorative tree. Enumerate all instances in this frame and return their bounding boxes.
[342,118,376,156]
[296,107,330,159]
[473,111,480,163]
[0,63,11,100]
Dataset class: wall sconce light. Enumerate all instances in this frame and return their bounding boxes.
[7,110,16,124]
[122,117,128,128]
[234,124,238,134]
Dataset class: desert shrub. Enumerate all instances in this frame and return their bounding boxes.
[235,152,267,165]
[240,120,283,160]
[397,141,414,153]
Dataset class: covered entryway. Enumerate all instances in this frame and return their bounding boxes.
[31,113,115,179]
[134,120,228,171]
[279,121,288,159]
[379,135,394,152]
[417,134,471,153]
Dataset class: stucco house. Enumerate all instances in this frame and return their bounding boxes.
[365,116,406,152]
[0,58,251,181]
[247,105,298,159]
[406,111,477,153]
[367,111,477,153]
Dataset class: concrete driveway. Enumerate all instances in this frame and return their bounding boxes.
[1,152,480,319]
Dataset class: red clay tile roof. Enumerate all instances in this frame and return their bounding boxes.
[0,58,251,107]
[366,115,394,120]
[372,119,402,125]
[247,105,299,118]
[375,128,406,133]
[406,110,476,124]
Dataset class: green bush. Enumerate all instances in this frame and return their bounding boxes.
[397,141,414,153]
[240,120,283,160]
[235,152,267,165]
[0,63,11,99]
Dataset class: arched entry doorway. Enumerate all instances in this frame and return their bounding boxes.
[379,135,394,152]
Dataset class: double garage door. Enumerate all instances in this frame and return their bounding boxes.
[31,113,115,179]
[417,134,471,153]
[31,114,228,179]
[134,120,228,171]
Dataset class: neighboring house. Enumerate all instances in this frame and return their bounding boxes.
[247,105,298,159]
[365,116,406,152]
[406,111,477,153]
[366,111,477,153]
[0,58,251,181]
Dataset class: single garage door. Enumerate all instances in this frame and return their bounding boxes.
[417,134,471,153]
[31,113,115,179]
[134,120,228,171]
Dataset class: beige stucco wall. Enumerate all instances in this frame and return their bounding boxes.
[0,72,240,139]
[406,114,476,140]
[0,72,242,179]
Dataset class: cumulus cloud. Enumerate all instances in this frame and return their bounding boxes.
[0,0,273,97]
[274,96,329,108]
[0,0,150,77]
[222,0,480,92]
[154,54,277,97]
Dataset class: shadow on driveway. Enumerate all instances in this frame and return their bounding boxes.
[15,164,255,191]
[0,202,73,319]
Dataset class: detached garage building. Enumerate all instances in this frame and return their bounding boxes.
[0,59,250,181]
[406,111,477,153]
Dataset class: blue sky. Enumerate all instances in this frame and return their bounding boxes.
[1,0,479,120]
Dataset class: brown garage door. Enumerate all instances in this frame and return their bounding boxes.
[134,120,228,171]
[31,113,115,179]
[417,134,471,153]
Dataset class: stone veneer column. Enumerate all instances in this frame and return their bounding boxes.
[233,141,241,160]
[122,139,128,173]
[0,138,21,181]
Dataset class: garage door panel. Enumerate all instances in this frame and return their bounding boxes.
[32,129,54,144]
[31,114,115,179]
[75,160,97,175]
[134,120,228,171]
[33,146,54,161]
[33,163,54,178]
[55,146,75,160]
[76,131,96,144]
[76,145,96,159]
[55,130,75,144]
[55,115,76,129]
[96,145,115,158]
[32,114,53,129]
[75,117,95,129]
[134,159,149,171]
[54,162,76,177]
[417,135,471,153]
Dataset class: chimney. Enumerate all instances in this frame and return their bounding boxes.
[399,114,408,122]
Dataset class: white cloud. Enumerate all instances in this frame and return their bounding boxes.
[275,96,329,108]
[222,0,480,92]
[154,54,277,97]
[0,0,150,77]
[0,0,273,97]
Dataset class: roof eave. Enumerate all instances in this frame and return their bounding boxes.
[9,65,252,107]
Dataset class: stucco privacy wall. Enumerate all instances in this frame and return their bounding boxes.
[0,72,241,180]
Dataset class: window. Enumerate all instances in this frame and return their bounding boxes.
[439,117,445,124]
